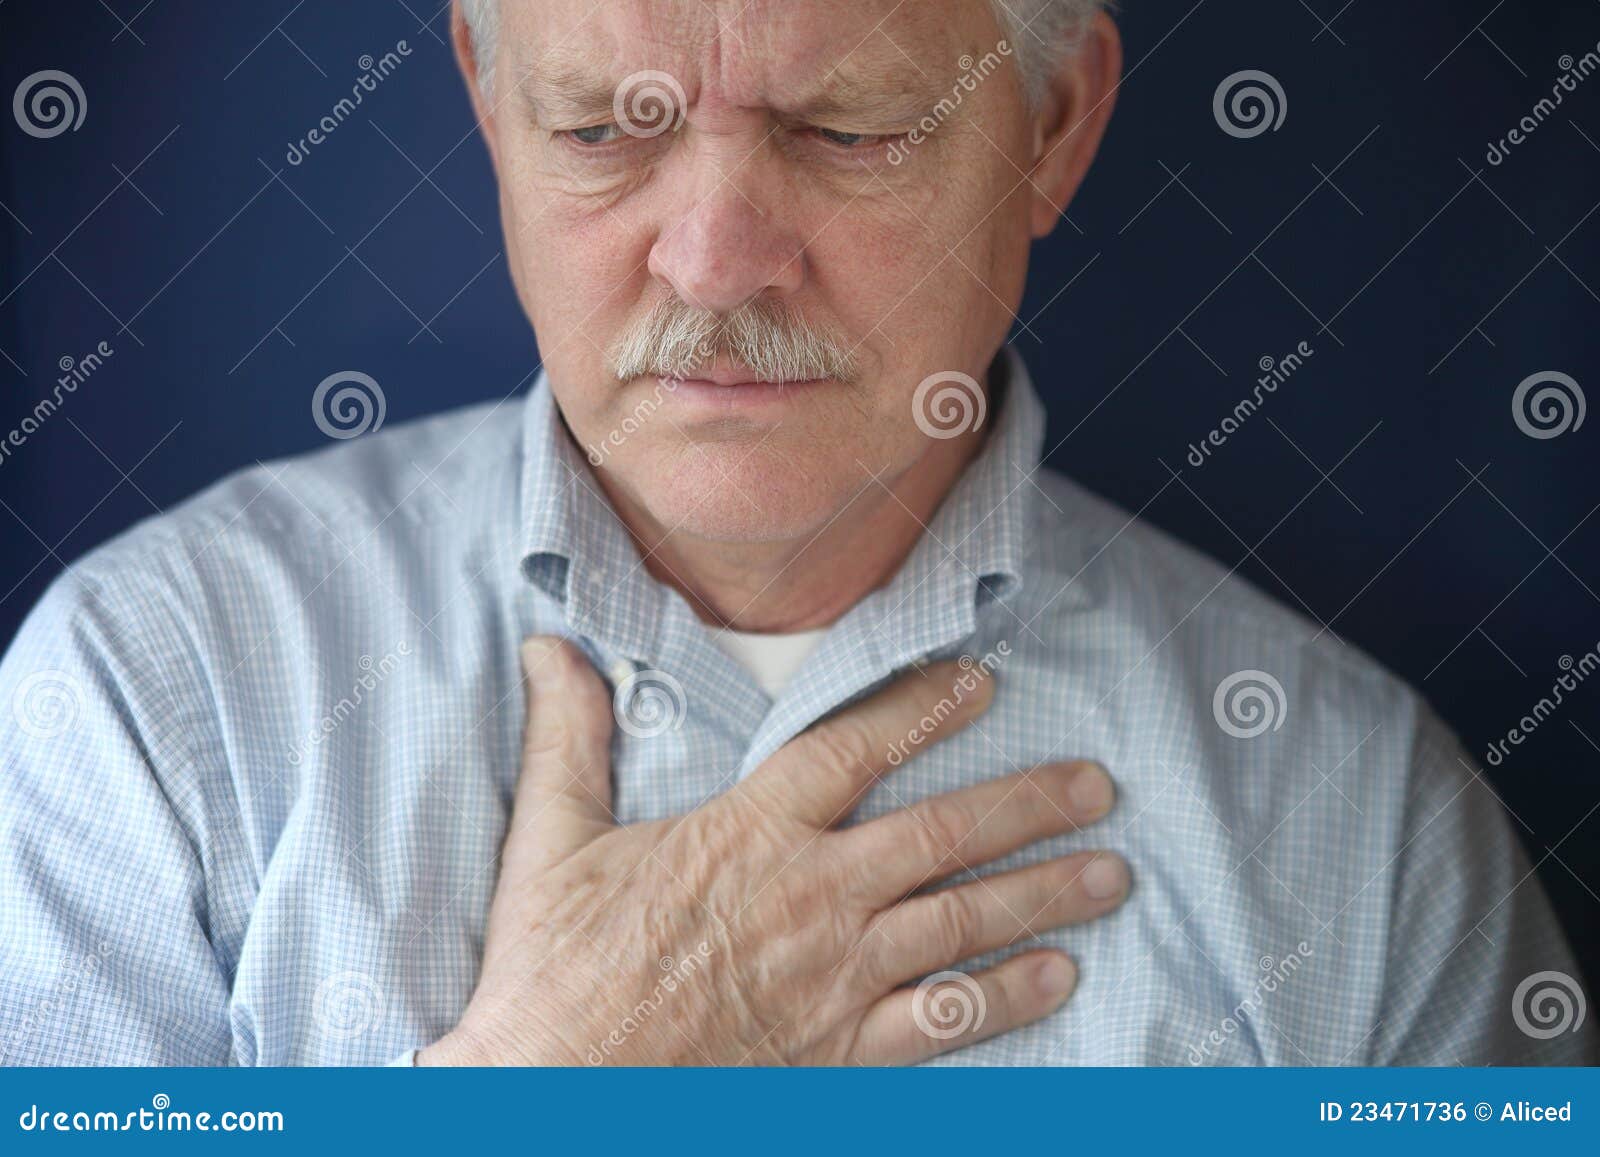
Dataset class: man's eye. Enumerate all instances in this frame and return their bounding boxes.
[563,124,623,146]
[816,128,878,148]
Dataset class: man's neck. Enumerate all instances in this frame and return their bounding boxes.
[594,358,1005,634]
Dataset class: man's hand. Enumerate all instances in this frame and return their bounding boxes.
[418,636,1128,1066]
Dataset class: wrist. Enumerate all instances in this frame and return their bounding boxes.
[418,1007,588,1067]
[415,1027,485,1067]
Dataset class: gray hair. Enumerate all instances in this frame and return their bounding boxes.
[459,0,1103,107]
[610,296,860,385]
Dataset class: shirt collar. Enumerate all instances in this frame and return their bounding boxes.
[518,380,669,654]
[902,343,1046,609]
[516,344,1048,662]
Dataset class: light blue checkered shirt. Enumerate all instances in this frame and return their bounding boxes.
[0,351,1591,1066]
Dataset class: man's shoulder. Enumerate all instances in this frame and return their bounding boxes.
[10,397,525,671]
[1023,466,1425,745]
[64,397,522,597]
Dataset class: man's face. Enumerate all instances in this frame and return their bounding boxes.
[476,0,1040,543]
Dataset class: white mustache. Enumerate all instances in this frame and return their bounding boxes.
[610,297,859,384]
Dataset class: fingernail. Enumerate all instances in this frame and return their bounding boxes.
[1067,762,1114,817]
[521,636,560,662]
[1081,854,1129,900]
[1036,954,1077,998]
[951,659,994,695]
[520,636,571,685]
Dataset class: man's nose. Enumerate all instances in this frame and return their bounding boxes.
[647,178,806,315]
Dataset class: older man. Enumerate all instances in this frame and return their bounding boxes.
[0,0,1590,1067]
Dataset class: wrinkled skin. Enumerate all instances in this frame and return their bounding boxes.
[420,639,1128,1066]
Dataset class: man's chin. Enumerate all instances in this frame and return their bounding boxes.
[645,488,844,546]
[634,453,864,546]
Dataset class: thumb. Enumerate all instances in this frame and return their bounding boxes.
[504,636,616,877]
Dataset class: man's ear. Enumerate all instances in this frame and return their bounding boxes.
[452,0,501,169]
[1027,11,1122,239]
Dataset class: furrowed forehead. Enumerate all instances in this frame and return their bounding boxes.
[505,0,990,123]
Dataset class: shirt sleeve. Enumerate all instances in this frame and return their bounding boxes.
[1368,705,1596,1065]
[0,568,235,1065]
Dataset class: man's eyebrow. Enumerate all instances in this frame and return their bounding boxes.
[789,65,950,123]
[516,61,620,124]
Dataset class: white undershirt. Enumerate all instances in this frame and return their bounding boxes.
[710,627,829,698]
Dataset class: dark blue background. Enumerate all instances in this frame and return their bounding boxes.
[2,2,1597,993]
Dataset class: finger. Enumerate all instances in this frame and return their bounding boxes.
[505,636,616,876]
[741,659,995,829]
[867,852,1129,988]
[848,950,1078,1065]
[844,760,1116,902]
